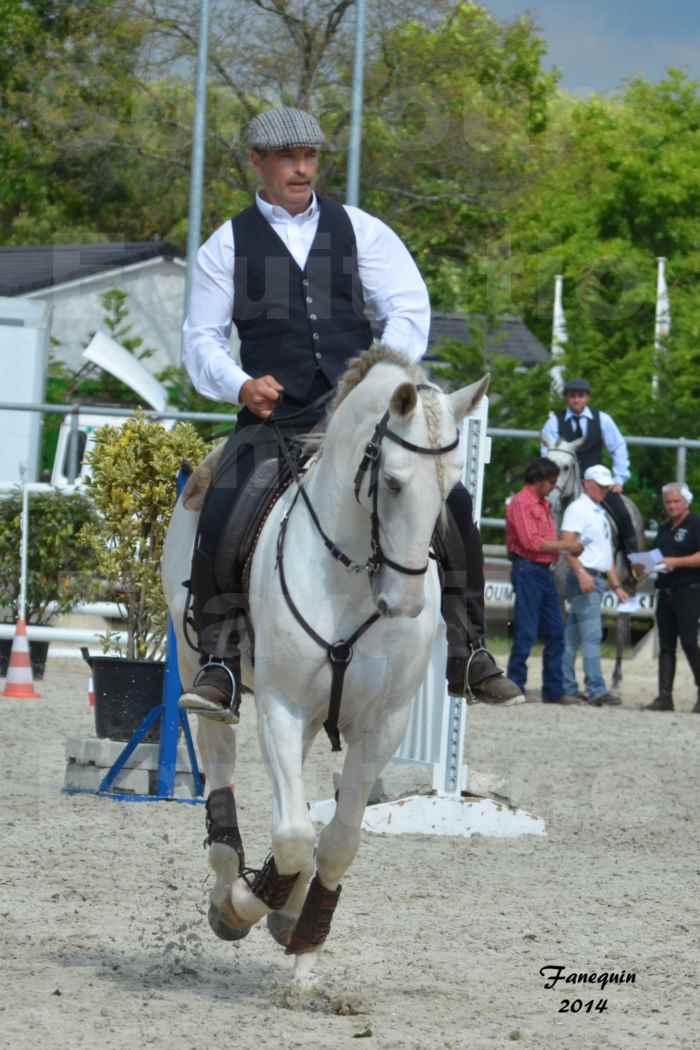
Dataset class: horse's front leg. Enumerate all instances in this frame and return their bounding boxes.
[287,701,411,963]
[229,694,315,932]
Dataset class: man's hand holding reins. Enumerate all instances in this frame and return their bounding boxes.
[240,375,284,419]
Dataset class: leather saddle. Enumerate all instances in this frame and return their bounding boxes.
[214,456,294,604]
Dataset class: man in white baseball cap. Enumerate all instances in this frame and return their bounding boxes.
[559,464,629,705]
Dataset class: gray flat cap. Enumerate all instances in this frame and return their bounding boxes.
[563,377,591,394]
[246,107,325,151]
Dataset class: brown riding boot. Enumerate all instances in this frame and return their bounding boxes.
[179,547,242,723]
[447,646,524,705]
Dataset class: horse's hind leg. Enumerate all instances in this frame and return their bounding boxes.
[196,718,249,940]
[612,613,630,690]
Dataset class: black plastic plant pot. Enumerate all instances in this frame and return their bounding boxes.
[0,637,50,680]
[88,656,165,743]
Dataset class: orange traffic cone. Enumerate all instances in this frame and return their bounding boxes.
[2,619,41,700]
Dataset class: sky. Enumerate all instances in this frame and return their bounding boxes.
[483,1,700,95]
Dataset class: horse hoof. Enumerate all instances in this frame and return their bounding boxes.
[266,910,296,947]
[208,901,251,942]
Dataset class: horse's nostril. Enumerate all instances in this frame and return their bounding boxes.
[377,597,389,616]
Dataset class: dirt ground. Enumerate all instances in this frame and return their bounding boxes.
[2,651,699,1050]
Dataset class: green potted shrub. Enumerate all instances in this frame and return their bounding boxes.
[81,414,206,740]
[0,490,98,678]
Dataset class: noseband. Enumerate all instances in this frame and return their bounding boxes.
[353,390,459,576]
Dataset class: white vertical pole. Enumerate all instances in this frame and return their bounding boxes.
[346,0,366,207]
[550,274,566,395]
[19,484,29,622]
[652,256,670,398]
[184,0,211,321]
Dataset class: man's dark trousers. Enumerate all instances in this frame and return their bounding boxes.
[506,559,565,701]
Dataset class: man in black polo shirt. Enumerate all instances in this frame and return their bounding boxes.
[179,106,520,718]
[644,482,700,712]
[541,378,638,554]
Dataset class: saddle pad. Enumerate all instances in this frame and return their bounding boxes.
[214,457,290,595]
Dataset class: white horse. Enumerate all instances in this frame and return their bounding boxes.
[162,346,488,980]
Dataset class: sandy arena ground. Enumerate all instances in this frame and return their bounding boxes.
[2,651,699,1050]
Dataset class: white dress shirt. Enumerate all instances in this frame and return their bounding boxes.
[541,405,631,486]
[561,493,613,572]
[182,193,430,404]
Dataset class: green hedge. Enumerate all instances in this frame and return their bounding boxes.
[0,490,99,625]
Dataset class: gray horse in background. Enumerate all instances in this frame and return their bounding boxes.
[541,434,645,689]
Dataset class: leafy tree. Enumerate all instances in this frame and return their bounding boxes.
[344,2,558,309]
[501,71,700,517]
[0,1,152,243]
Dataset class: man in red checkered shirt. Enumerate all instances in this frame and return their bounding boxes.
[505,457,583,703]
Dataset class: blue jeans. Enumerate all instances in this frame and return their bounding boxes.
[563,572,607,700]
[507,560,565,700]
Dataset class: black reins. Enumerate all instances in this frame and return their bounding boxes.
[354,388,460,576]
[271,383,459,751]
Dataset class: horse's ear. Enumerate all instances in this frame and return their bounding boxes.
[448,374,490,422]
[541,432,552,450]
[570,436,585,450]
[390,382,418,419]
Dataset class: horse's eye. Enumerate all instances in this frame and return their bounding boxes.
[385,476,402,495]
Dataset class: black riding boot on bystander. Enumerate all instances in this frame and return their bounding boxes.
[643,650,675,712]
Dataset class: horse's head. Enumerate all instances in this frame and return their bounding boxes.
[541,432,583,509]
[349,366,489,619]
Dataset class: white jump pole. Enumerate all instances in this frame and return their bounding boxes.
[19,483,29,623]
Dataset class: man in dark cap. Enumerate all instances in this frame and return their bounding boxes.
[541,377,637,554]
[180,105,521,719]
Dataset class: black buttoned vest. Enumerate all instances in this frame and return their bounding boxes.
[557,408,603,473]
[231,196,373,401]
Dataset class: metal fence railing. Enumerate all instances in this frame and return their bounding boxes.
[2,402,698,485]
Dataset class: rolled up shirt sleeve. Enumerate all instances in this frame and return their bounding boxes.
[182,222,250,404]
[345,206,430,362]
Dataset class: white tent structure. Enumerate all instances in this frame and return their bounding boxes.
[652,257,671,397]
[550,274,567,395]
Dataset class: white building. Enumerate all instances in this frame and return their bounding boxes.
[0,242,187,373]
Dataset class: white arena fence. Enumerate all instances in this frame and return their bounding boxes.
[2,402,690,653]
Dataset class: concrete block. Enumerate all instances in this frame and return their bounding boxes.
[64,762,151,795]
[65,735,194,773]
[64,760,199,797]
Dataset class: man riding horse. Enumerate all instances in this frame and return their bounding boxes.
[180,105,521,720]
[541,377,638,556]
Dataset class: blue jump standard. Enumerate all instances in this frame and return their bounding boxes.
[64,469,205,803]
[64,615,204,803]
